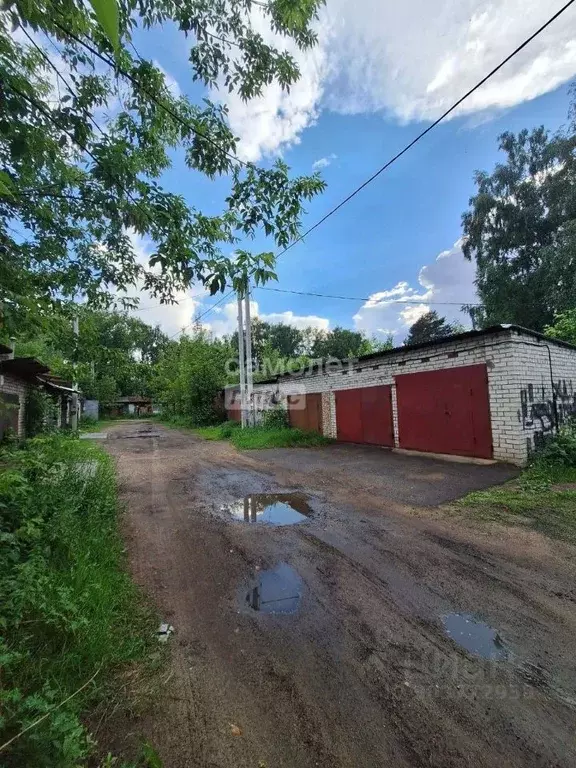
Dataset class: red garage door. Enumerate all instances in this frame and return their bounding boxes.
[335,385,394,446]
[395,364,493,459]
[288,393,323,433]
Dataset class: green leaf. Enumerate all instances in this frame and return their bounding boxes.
[0,171,14,198]
[89,0,120,53]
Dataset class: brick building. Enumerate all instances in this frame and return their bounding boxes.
[0,345,79,438]
[226,325,576,466]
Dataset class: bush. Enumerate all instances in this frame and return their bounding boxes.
[534,421,576,468]
[0,435,154,766]
[260,406,289,430]
[219,420,241,438]
[230,426,331,450]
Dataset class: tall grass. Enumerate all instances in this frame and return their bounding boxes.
[0,434,155,766]
[194,421,332,449]
[457,423,576,543]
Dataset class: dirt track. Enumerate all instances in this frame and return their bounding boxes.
[103,421,576,767]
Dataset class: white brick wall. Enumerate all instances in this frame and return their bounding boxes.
[0,374,26,437]
[245,328,576,466]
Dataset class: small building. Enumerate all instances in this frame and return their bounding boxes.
[226,325,576,466]
[38,374,79,429]
[0,351,50,439]
[0,346,80,438]
[110,395,153,417]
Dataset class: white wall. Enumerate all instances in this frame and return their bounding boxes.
[245,329,576,465]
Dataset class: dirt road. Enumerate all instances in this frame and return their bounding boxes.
[104,422,576,767]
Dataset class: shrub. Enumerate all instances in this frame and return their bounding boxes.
[260,406,289,430]
[533,421,576,468]
[219,420,241,438]
[0,435,154,766]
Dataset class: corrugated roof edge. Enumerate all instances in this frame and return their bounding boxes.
[225,324,576,389]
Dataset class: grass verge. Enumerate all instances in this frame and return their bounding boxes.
[0,434,158,766]
[455,440,576,544]
[194,421,333,449]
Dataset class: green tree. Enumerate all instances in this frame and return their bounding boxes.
[0,0,325,334]
[311,326,373,359]
[404,311,455,346]
[153,332,232,424]
[545,309,576,345]
[462,116,576,331]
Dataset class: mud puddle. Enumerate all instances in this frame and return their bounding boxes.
[442,613,509,660]
[224,493,312,526]
[242,563,303,614]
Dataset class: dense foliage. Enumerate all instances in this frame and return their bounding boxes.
[404,311,462,346]
[153,331,233,424]
[231,318,393,373]
[0,434,154,765]
[462,98,576,331]
[545,309,576,346]
[14,308,168,405]
[0,0,325,334]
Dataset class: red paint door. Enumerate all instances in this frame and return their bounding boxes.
[335,385,394,446]
[395,364,493,459]
[361,385,394,446]
[288,393,323,433]
[335,389,363,442]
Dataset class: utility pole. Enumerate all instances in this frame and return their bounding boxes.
[71,315,79,431]
[244,280,254,427]
[237,292,247,428]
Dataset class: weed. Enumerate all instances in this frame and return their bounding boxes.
[192,422,331,449]
[0,434,156,766]
[456,423,576,543]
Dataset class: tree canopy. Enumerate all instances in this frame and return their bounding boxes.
[462,104,576,331]
[404,311,459,346]
[0,0,325,335]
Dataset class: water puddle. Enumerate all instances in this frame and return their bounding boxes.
[224,493,312,526]
[243,563,303,614]
[442,613,509,661]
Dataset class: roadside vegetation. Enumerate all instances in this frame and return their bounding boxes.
[0,434,158,766]
[195,421,332,449]
[456,424,576,543]
[168,408,332,449]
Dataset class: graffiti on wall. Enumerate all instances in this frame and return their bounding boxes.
[518,379,576,453]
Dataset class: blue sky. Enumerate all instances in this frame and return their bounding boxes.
[126,1,576,342]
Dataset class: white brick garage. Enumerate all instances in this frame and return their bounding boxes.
[235,325,576,466]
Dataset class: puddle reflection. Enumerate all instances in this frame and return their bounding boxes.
[442,613,509,660]
[225,493,312,526]
[244,563,303,614]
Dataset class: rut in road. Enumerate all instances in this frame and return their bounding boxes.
[102,422,576,768]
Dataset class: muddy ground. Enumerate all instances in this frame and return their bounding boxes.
[102,421,576,768]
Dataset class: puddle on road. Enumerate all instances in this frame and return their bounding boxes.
[442,613,509,661]
[243,563,303,614]
[224,493,312,526]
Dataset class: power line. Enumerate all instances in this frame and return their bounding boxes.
[168,290,234,339]
[51,18,248,169]
[274,0,576,260]
[256,286,483,306]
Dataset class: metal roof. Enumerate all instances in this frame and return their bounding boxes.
[0,357,50,379]
[243,324,576,387]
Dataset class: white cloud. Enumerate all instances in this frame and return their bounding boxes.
[354,240,478,342]
[204,300,330,337]
[312,153,337,170]
[119,231,209,337]
[219,1,576,160]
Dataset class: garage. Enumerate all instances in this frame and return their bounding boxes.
[288,392,322,433]
[335,384,394,446]
[395,364,493,459]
